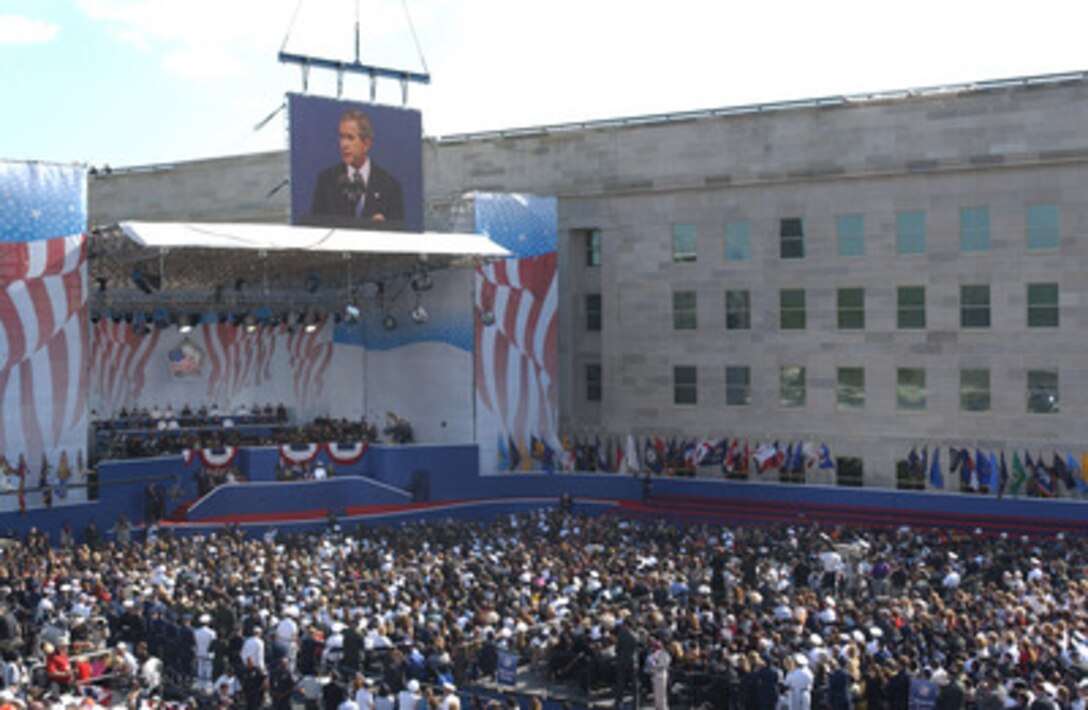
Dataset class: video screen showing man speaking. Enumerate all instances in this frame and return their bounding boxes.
[289,94,423,232]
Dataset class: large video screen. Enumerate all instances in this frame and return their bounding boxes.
[289,94,423,232]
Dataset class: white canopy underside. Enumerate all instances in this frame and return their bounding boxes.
[119,221,511,258]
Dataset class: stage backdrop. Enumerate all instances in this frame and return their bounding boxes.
[90,318,334,421]
[90,268,475,443]
[0,161,89,477]
[288,93,423,233]
[332,266,474,443]
[473,194,559,473]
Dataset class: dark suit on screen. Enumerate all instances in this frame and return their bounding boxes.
[309,161,404,225]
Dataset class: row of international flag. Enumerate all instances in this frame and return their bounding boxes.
[906,446,1088,498]
[500,433,836,476]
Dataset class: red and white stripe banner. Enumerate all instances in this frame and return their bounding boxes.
[287,320,334,413]
[324,441,368,465]
[475,253,559,451]
[279,442,320,465]
[0,235,89,468]
[197,446,237,469]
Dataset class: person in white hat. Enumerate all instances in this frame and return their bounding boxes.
[439,682,460,710]
[241,625,266,674]
[397,679,421,710]
[275,606,299,673]
[784,653,814,710]
[645,637,671,710]
[194,613,217,691]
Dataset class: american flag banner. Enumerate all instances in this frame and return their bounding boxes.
[286,319,334,412]
[0,161,88,471]
[202,321,280,404]
[473,194,559,466]
[90,320,161,417]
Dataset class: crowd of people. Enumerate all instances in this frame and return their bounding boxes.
[0,510,1084,709]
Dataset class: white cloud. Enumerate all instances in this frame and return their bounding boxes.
[162,45,248,83]
[0,15,60,44]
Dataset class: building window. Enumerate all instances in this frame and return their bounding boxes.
[1027,369,1059,414]
[960,285,991,328]
[780,289,806,330]
[836,213,865,257]
[960,368,990,412]
[897,286,926,329]
[724,220,751,261]
[1026,203,1059,251]
[836,457,864,487]
[960,206,991,252]
[780,366,806,408]
[585,228,602,266]
[673,366,697,405]
[897,368,926,411]
[725,366,751,406]
[585,363,602,402]
[725,290,751,330]
[585,293,602,332]
[673,290,697,330]
[896,210,926,255]
[1027,283,1059,328]
[837,288,865,330]
[779,217,805,259]
[836,367,865,411]
[672,224,697,262]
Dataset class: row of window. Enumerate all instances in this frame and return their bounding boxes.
[581,204,1061,266]
[584,283,1060,332]
[584,363,1060,415]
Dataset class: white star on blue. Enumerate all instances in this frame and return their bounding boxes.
[0,161,87,242]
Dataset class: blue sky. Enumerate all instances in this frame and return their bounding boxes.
[1,0,1085,168]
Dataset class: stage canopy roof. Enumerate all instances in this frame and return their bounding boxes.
[117,221,510,257]
[89,221,510,315]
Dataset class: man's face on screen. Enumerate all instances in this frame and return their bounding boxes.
[339,119,371,169]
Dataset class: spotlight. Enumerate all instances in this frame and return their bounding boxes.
[244,314,258,333]
[179,315,193,334]
[382,314,397,331]
[411,305,428,325]
[344,304,361,323]
[480,310,496,326]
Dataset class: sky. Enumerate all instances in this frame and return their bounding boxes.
[0,0,1085,168]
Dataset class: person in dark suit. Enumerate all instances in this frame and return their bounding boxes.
[309,108,404,227]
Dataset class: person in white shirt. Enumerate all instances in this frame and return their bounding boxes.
[784,653,814,710]
[439,683,460,710]
[241,626,266,674]
[275,607,300,672]
[194,614,217,691]
[397,679,421,710]
[214,670,240,705]
[645,639,671,710]
[354,675,375,710]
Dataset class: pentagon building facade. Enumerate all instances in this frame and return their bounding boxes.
[90,72,1088,487]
